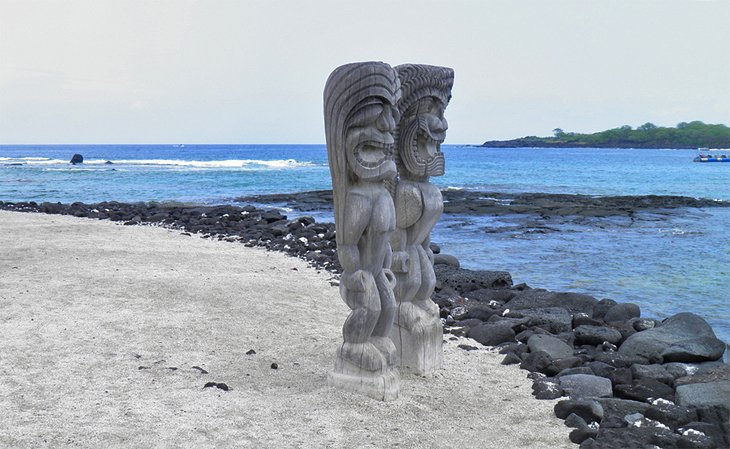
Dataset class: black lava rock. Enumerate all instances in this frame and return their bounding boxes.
[574,325,623,346]
[614,378,675,403]
[618,312,724,363]
[467,322,516,346]
[603,302,640,323]
[554,399,604,422]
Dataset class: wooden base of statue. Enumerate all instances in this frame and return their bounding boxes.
[327,342,399,401]
[390,302,443,376]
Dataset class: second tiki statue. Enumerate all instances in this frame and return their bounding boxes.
[390,64,454,376]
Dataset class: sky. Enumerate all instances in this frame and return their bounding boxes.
[0,0,728,145]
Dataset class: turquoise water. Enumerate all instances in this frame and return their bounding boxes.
[1,144,728,341]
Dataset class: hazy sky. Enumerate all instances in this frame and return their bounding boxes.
[1,0,728,144]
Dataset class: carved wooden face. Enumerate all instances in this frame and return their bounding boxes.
[345,97,398,181]
[399,97,447,178]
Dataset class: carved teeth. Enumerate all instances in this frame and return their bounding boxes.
[354,141,393,168]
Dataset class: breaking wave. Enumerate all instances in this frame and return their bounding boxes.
[1,157,319,170]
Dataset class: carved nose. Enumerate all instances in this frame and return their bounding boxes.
[429,115,447,133]
[376,110,396,133]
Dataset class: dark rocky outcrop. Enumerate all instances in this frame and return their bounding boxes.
[70,154,83,164]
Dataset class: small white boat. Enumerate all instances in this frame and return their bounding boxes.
[694,148,730,163]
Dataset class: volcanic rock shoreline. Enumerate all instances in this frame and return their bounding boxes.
[1,199,728,448]
[236,189,729,218]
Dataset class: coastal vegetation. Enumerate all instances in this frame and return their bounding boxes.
[481,121,730,149]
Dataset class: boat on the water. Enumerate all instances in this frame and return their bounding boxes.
[694,148,730,162]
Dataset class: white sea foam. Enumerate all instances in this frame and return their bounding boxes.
[2,157,319,170]
[92,159,317,169]
[2,157,67,165]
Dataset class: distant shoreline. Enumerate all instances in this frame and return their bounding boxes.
[479,121,730,149]
[478,141,701,149]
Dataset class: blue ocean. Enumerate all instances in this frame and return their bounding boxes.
[1,144,728,342]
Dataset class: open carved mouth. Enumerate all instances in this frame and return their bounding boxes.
[354,141,394,168]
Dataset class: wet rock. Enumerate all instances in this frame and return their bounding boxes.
[574,325,623,346]
[70,153,84,164]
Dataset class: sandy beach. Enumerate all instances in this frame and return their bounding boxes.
[0,210,571,448]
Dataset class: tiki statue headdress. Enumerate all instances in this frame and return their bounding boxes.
[395,64,454,179]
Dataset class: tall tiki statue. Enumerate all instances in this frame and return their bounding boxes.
[324,62,401,400]
[390,64,453,376]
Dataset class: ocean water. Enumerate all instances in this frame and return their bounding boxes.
[1,144,728,342]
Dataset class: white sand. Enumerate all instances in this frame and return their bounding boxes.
[0,210,572,448]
